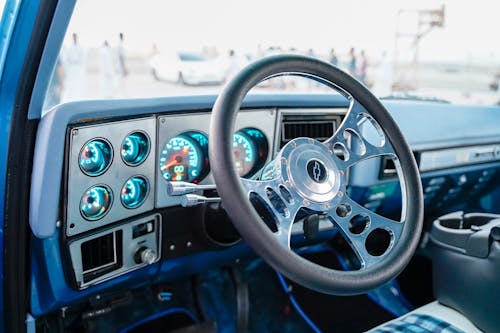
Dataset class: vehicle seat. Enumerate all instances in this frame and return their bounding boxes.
[366,301,483,333]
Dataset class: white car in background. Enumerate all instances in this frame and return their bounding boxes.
[150,51,227,85]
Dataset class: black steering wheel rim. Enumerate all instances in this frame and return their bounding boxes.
[209,54,423,295]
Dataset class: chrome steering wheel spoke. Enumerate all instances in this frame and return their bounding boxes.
[325,98,397,171]
[327,195,404,269]
[240,177,303,248]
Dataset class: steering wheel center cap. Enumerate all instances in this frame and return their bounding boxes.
[281,139,341,203]
[306,159,328,183]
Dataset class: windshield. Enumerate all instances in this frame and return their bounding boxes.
[43,0,500,111]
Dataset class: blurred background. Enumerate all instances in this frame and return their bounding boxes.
[9,0,498,110]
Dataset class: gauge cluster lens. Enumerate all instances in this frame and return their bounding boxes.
[80,185,113,220]
[79,139,113,176]
[121,132,150,166]
[233,132,257,177]
[233,128,269,178]
[121,176,149,208]
[159,131,209,183]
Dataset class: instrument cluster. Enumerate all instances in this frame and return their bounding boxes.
[66,117,157,236]
[66,109,277,235]
[158,128,268,184]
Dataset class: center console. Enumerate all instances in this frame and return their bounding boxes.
[430,211,500,333]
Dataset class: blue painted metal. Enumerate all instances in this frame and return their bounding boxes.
[0,0,41,330]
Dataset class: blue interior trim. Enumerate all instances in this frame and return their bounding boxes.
[0,0,42,329]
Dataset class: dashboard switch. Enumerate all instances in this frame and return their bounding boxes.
[132,221,154,238]
[134,247,157,265]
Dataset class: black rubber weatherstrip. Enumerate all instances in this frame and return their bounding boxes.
[3,1,58,332]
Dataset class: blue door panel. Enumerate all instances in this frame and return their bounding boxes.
[0,0,42,330]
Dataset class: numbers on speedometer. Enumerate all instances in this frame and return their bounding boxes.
[160,128,268,183]
[159,132,209,184]
[233,128,269,178]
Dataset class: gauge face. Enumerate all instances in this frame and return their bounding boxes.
[80,185,113,220]
[121,176,148,208]
[121,132,150,166]
[79,139,113,176]
[233,132,257,177]
[233,128,269,178]
[159,133,208,183]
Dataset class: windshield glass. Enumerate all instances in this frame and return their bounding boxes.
[43,0,500,111]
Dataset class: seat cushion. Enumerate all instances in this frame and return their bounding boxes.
[369,313,464,333]
[366,301,483,333]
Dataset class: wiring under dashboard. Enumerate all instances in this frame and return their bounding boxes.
[276,271,322,333]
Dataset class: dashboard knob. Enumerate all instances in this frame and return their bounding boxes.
[134,247,157,265]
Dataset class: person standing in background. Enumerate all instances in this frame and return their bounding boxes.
[44,58,65,109]
[61,33,86,102]
[99,40,118,98]
[117,32,128,77]
[329,48,338,67]
[115,32,128,97]
[348,47,357,77]
[359,50,368,84]
[372,51,394,97]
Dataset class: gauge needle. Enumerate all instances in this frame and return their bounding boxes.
[161,157,181,171]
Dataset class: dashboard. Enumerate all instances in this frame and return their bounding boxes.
[29,94,500,315]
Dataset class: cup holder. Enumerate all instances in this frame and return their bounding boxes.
[438,212,495,230]
[432,211,500,257]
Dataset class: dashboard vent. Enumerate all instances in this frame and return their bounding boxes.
[280,113,343,147]
[379,152,420,179]
[81,231,122,283]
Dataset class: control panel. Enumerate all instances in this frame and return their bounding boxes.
[68,214,161,289]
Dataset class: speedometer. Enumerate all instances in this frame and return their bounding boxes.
[233,132,257,177]
[159,132,209,183]
[233,128,269,178]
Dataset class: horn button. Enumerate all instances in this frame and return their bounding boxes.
[282,139,341,203]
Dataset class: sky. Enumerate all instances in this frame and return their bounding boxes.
[1,0,499,64]
[62,0,500,64]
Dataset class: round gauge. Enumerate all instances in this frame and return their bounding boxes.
[233,128,269,178]
[159,132,209,183]
[121,176,149,208]
[233,132,257,177]
[121,132,150,166]
[80,185,113,220]
[79,139,113,176]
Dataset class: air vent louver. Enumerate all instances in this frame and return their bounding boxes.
[280,113,342,147]
[81,231,122,283]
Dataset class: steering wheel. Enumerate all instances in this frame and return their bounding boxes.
[209,54,423,295]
